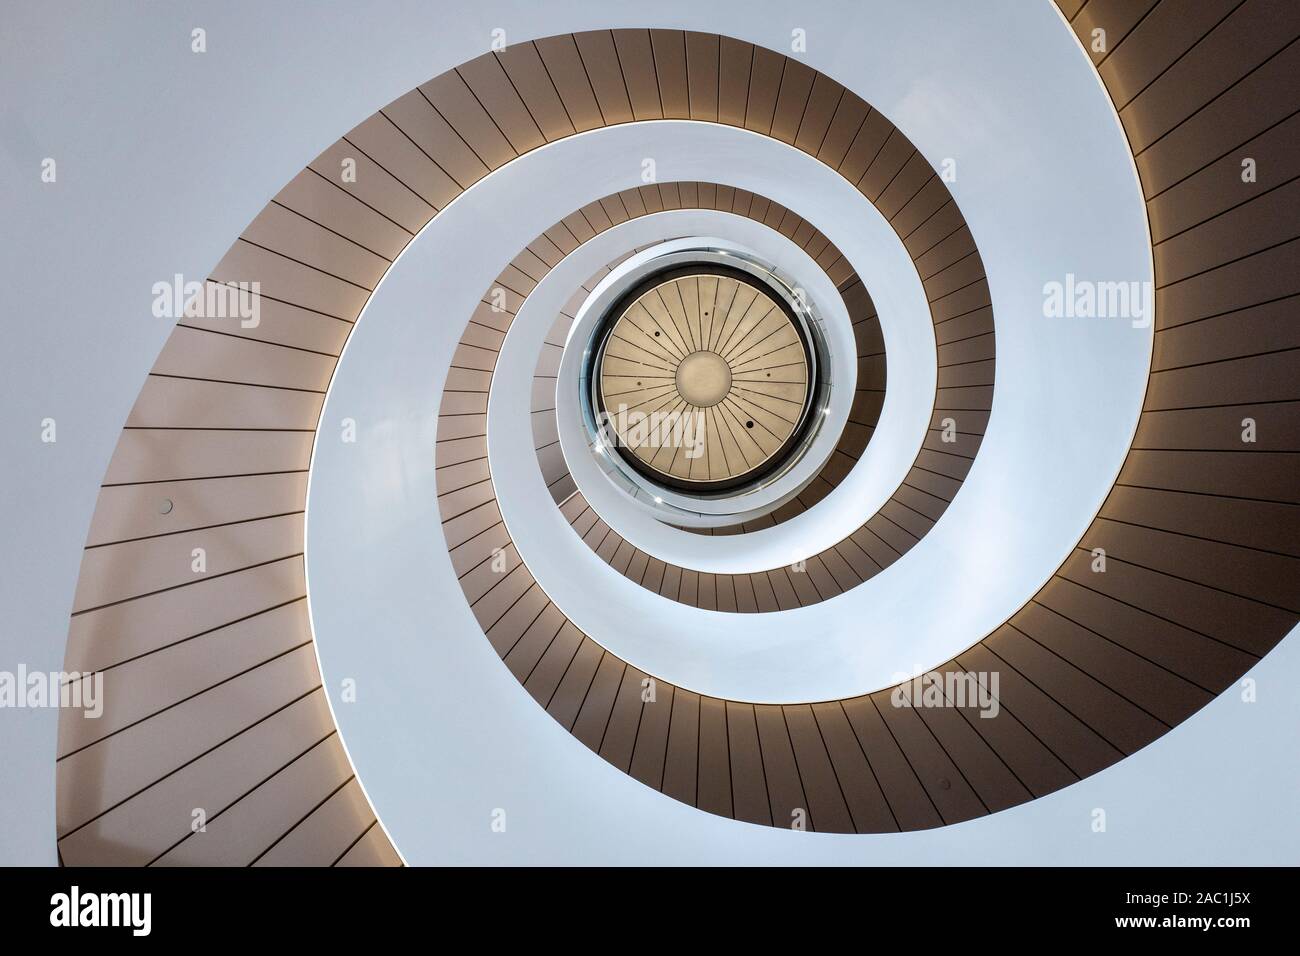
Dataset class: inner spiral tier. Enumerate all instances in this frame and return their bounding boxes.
[594,267,813,492]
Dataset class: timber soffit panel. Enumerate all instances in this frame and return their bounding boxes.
[58,12,1299,858]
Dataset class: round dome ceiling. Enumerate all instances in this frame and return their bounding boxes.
[593,266,813,491]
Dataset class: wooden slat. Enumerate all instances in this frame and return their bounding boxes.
[573,31,634,125]
[153,734,353,866]
[59,600,312,757]
[784,705,854,832]
[346,111,463,208]
[253,779,378,867]
[651,30,690,119]
[419,68,517,170]
[753,705,807,829]
[57,647,322,836]
[495,44,576,142]
[60,689,335,866]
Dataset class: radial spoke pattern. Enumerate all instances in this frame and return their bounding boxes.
[598,272,809,485]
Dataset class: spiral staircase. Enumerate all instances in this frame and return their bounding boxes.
[32,2,1300,865]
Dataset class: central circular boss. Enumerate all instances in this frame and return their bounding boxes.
[591,263,816,494]
[674,350,733,407]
